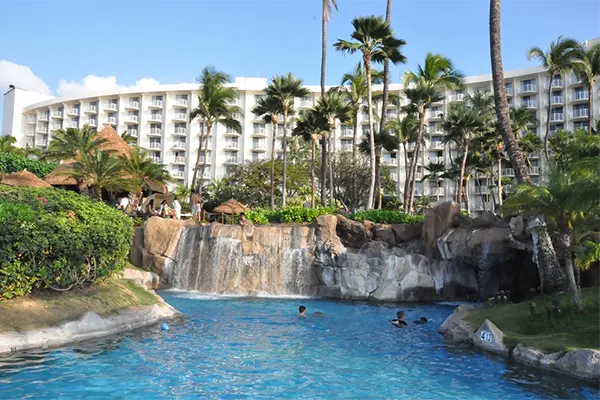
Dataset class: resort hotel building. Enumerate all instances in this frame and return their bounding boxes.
[2,37,599,211]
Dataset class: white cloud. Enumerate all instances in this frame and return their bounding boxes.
[56,75,160,97]
[0,60,52,95]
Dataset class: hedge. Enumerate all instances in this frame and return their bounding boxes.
[350,210,424,224]
[0,152,57,178]
[246,206,337,224]
[0,187,134,299]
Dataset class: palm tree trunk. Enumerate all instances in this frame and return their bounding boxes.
[489,0,531,185]
[199,123,211,196]
[379,0,393,134]
[457,142,469,210]
[365,57,376,210]
[352,111,359,209]
[376,149,382,209]
[464,176,471,215]
[311,138,316,208]
[589,81,594,134]
[475,176,486,212]
[407,111,425,214]
[328,130,334,207]
[558,232,583,313]
[321,0,327,99]
[321,134,327,207]
[544,77,553,160]
[191,123,205,193]
[270,120,276,209]
[402,142,409,209]
[282,110,289,207]
[497,155,503,209]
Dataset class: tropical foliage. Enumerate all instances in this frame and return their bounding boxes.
[0,152,56,178]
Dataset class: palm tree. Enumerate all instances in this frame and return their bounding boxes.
[0,136,18,153]
[321,0,338,98]
[386,113,419,203]
[174,183,192,203]
[315,91,351,206]
[253,96,284,208]
[44,125,107,194]
[421,161,446,202]
[293,110,328,207]
[402,53,462,213]
[335,15,407,209]
[379,0,393,134]
[528,36,581,159]
[265,73,310,207]
[190,67,242,193]
[572,43,600,134]
[338,63,371,161]
[441,104,487,210]
[510,106,537,135]
[518,132,542,167]
[489,0,531,185]
[121,131,138,145]
[503,169,599,312]
[359,130,400,207]
[121,146,171,202]
[70,151,126,200]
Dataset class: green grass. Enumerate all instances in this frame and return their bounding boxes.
[465,286,600,352]
[0,277,159,333]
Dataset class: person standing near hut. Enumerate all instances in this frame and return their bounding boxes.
[172,197,182,220]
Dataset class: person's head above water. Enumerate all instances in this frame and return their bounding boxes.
[420,317,428,323]
[299,305,307,316]
[397,311,405,320]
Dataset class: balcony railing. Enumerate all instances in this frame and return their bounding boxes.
[429,156,445,164]
[383,158,397,166]
[125,115,139,123]
[429,110,443,119]
[150,114,163,121]
[253,128,266,135]
[68,108,79,116]
[505,86,513,95]
[151,99,163,107]
[340,129,353,137]
[252,143,266,150]
[26,116,36,123]
[128,101,139,109]
[106,117,117,125]
[173,142,187,150]
[550,113,564,122]
[85,106,97,114]
[545,79,563,88]
[175,99,189,107]
[105,103,118,111]
[26,129,35,136]
[149,142,161,149]
[502,168,515,176]
[173,113,187,120]
[449,93,464,102]
[572,91,589,101]
[425,187,444,196]
[174,127,187,134]
[519,83,537,93]
[569,77,583,86]
[172,171,185,178]
[225,157,239,164]
[431,141,444,149]
[174,156,186,163]
[128,129,138,137]
[529,166,540,175]
[88,119,97,126]
[226,142,239,149]
[149,128,162,136]
[150,156,161,163]
[474,186,489,195]
[521,100,537,108]
[551,96,564,104]
[36,141,48,147]
[37,126,48,133]
[51,111,63,118]
[571,109,589,118]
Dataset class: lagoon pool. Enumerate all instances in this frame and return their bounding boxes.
[1,292,598,399]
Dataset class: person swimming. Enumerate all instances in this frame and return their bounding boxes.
[298,305,324,317]
[413,316,428,325]
[390,311,408,327]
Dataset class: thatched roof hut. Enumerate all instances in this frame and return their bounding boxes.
[0,169,51,188]
[44,161,78,186]
[213,199,248,215]
[143,177,168,194]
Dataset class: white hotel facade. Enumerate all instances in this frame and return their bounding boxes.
[2,38,599,211]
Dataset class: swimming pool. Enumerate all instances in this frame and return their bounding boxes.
[1,292,597,399]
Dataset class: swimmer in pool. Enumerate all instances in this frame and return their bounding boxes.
[390,311,408,327]
[413,316,428,325]
[298,305,324,317]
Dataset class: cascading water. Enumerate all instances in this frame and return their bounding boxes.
[171,223,319,296]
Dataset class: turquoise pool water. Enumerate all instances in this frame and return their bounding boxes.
[1,292,598,399]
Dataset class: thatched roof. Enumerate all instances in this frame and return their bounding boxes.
[0,169,51,188]
[96,125,131,157]
[143,178,168,194]
[44,162,78,186]
[213,199,248,215]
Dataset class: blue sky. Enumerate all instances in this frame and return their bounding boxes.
[1,0,599,122]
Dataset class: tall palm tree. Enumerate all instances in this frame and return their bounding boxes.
[265,73,310,207]
[386,113,419,202]
[121,145,171,202]
[70,151,125,200]
[321,0,338,98]
[518,132,543,167]
[190,67,242,193]
[293,110,328,207]
[0,136,18,153]
[402,53,462,213]
[338,63,370,161]
[44,125,107,194]
[359,130,400,207]
[489,0,531,185]
[379,0,393,134]
[253,96,284,208]
[335,15,407,209]
[572,43,600,134]
[315,91,351,206]
[421,161,446,202]
[441,104,487,210]
[528,36,581,159]
[510,106,537,135]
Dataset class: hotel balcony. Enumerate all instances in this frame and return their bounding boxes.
[88,118,97,127]
[569,77,584,86]
[124,115,139,124]
[518,84,537,94]
[502,168,515,176]
[172,142,187,151]
[340,129,353,139]
[544,79,564,89]
[173,127,187,136]
[505,86,513,96]
[84,106,97,114]
[224,157,239,165]
[225,142,239,150]
[26,116,36,124]
[430,141,444,150]
[50,124,62,131]
[570,109,590,120]
[172,113,188,122]
[67,108,79,116]
[428,156,445,164]
[149,114,163,122]
[172,156,186,164]
[149,99,164,109]
[171,171,185,179]
[521,100,537,109]
[148,142,161,150]
[51,111,63,118]
[252,144,267,152]
[104,103,118,112]
[425,187,444,196]
[37,126,48,133]
[550,95,564,105]
[36,141,48,147]
[38,114,49,121]
[299,99,313,108]
[383,158,397,166]
[428,110,443,120]
[105,117,117,125]
[198,156,212,165]
[128,129,138,137]
[570,91,590,102]
[150,156,161,163]
[25,129,35,136]
[549,113,564,123]
[174,99,189,108]
[125,101,139,110]
[149,128,162,137]
[449,93,465,102]
[529,166,540,175]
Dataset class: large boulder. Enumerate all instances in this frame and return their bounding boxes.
[335,215,371,248]
[512,343,562,369]
[439,304,476,343]
[143,217,189,260]
[372,224,396,247]
[121,268,161,290]
[391,223,423,243]
[129,227,145,268]
[554,349,600,382]
[422,201,462,258]
[509,216,527,241]
[473,211,500,228]
[473,319,509,356]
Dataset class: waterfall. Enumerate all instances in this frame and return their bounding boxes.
[170,224,319,297]
[477,241,492,298]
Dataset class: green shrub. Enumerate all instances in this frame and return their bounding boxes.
[246,206,337,225]
[0,187,134,299]
[0,152,57,178]
[350,210,424,224]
